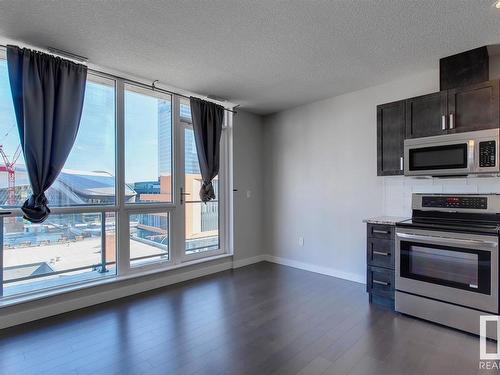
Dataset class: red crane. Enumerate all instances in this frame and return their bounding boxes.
[0,145,21,206]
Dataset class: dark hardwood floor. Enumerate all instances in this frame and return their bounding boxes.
[0,262,493,375]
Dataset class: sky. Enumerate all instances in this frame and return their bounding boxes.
[0,59,171,184]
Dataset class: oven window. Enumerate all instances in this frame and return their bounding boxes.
[409,143,468,171]
[400,241,491,294]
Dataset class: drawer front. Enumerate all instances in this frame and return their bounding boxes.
[367,223,394,240]
[367,238,394,269]
[367,266,394,300]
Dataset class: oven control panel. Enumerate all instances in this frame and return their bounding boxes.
[479,141,496,168]
[422,196,487,209]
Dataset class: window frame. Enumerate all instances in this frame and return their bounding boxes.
[176,102,227,263]
[0,47,234,301]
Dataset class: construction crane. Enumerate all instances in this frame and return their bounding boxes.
[0,144,21,206]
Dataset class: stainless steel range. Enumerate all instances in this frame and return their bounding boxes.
[395,194,500,338]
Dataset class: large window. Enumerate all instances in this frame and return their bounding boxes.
[0,55,117,296]
[0,48,231,300]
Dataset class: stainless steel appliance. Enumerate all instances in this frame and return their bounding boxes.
[395,194,500,338]
[404,129,499,177]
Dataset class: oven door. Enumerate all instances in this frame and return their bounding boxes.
[396,228,498,313]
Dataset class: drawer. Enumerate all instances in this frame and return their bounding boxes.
[367,266,394,300]
[367,238,394,269]
[367,223,394,240]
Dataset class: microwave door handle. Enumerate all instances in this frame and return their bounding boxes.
[468,139,475,171]
[396,232,498,248]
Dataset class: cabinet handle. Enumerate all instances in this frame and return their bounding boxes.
[373,251,390,257]
[372,280,390,286]
[400,156,403,171]
[373,229,389,234]
[449,113,454,129]
[441,115,447,130]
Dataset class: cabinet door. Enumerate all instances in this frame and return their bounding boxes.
[405,92,447,138]
[377,101,405,176]
[447,80,499,133]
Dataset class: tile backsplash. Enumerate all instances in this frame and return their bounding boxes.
[383,176,500,217]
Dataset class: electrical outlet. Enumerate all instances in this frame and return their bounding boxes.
[246,190,252,198]
[298,236,304,247]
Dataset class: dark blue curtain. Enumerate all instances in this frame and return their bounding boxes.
[7,45,87,223]
[189,97,224,202]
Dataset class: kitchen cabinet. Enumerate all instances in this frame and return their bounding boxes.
[405,79,499,139]
[405,91,447,139]
[366,223,395,310]
[377,100,405,176]
[377,80,499,175]
[447,80,499,133]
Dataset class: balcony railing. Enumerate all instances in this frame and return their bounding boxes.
[0,212,114,298]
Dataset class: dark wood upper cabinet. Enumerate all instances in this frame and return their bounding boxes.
[377,79,500,176]
[377,100,405,176]
[405,92,447,139]
[447,80,499,133]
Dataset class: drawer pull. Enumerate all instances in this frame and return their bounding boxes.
[372,280,390,286]
[372,229,390,234]
[373,251,390,257]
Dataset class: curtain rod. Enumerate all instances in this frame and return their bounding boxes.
[0,44,238,114]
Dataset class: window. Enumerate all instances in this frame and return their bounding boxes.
[129,212,169,267]
[125,84,172,204]
[0,52,117,296]
[2,212,116,297]
[184,127,220,254]
[0,63,116,207]
[0,47,231,300]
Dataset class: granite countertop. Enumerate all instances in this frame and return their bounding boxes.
[363,216,409,225]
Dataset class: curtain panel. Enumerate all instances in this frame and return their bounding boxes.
[7,45,87,223]
[189,97,224,203]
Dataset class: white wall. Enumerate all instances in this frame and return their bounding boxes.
[233,110,265,263]
[263,60,500,283]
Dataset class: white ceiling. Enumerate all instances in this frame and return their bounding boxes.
[0,0,499,114]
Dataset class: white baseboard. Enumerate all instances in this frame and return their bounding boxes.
[263,255,365,284]
[232,254,267,268]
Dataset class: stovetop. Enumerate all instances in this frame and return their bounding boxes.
[396,217,500,235]
[395,194,500,235]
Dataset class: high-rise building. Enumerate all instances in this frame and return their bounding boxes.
[158,100,172,176]
[157,100,201,175]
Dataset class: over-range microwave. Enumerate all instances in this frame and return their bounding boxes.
[404,129,500,177]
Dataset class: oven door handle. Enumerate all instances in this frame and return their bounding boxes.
[396,232,498,248]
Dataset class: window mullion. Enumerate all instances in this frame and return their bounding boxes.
[225,112,234,255]
[170,95,184,265]
[115,78,130,276]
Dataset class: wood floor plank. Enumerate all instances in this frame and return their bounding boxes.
[0,262,486,375]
